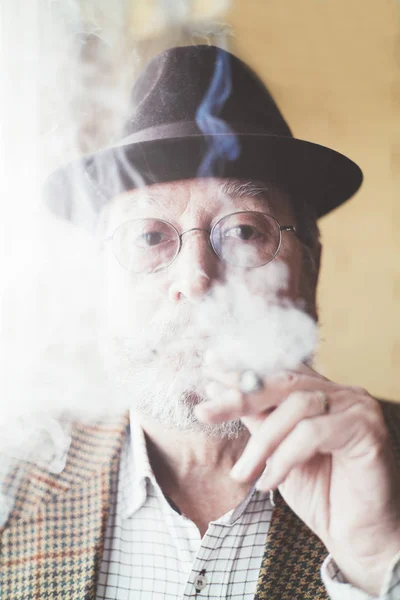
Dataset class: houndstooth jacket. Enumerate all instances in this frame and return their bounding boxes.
[0,400,399,600]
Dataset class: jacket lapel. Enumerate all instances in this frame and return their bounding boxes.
[254,490,329,600]
[0,415,128,600]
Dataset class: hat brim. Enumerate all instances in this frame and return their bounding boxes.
[45,133,363,230]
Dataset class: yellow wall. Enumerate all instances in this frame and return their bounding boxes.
[225,0,400,401]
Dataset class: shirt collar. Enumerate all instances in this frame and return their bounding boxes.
[119,410,157,519]
[130,410,155,485]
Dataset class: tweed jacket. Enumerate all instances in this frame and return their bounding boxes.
[0,400,399,600]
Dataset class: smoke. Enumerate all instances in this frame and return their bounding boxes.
[98,259,317,438]
[196,46,241,176]
[0,0,237,524]
[0,0,318,527]
[0,0,230,448]
[192,264,318,376]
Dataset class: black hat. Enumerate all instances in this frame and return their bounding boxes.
[45,45,363,229]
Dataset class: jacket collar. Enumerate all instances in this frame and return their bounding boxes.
[5,413,129,525]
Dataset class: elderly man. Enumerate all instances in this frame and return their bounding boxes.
[1,45,400,600]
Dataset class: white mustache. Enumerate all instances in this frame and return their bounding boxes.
[144,303,230,345]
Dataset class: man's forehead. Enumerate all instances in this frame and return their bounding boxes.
[106,178,292,224]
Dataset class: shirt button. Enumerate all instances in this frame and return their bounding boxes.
[194,574,208,590]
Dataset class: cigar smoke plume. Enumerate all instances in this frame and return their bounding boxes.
[0,0,317,524]
[100,262,317,439]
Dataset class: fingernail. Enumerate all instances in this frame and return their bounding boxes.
[255,464,273,490]
[230,458,253,481]
[255,475,274,492]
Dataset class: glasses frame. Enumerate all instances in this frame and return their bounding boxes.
[111,211,297,274]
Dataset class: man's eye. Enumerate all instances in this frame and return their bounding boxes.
[224,225,261,241]
[137,231,168,246]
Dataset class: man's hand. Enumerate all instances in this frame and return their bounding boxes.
[195,361,400,596]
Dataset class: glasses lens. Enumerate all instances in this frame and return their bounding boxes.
[112,219,179,273]
[212,212,281,268]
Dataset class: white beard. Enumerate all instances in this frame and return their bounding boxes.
[100,308,245,439]
[100,263,316,439]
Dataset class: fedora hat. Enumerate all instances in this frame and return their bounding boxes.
[45,45,363,230]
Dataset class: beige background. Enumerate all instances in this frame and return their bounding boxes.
[124,0,400,401]
[220,0,399,401]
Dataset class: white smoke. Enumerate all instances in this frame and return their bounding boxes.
[99,261,317,436]
[0,0,233,465]
[0,0,318,529]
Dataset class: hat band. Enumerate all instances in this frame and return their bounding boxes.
[116,121,287,147]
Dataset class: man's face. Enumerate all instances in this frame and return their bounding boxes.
[99,178,308,436]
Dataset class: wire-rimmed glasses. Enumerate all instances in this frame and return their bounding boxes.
[111,211,297,274]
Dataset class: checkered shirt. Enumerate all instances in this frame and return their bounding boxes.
[95,412,400,600]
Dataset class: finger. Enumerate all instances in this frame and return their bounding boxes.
[196,381,244,423]
[274,365,373,407]
[197,371,339,423]
[294,362,331,382]
[203,361,330,392]
[197,379,276,424]
[230,389,337,482]
[253,400,383,492]
[263,370,339,403]
[202,366,241,389]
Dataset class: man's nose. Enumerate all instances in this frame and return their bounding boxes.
[168,229,220,303]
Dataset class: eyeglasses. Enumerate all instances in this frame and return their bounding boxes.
[111,211,297,274]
